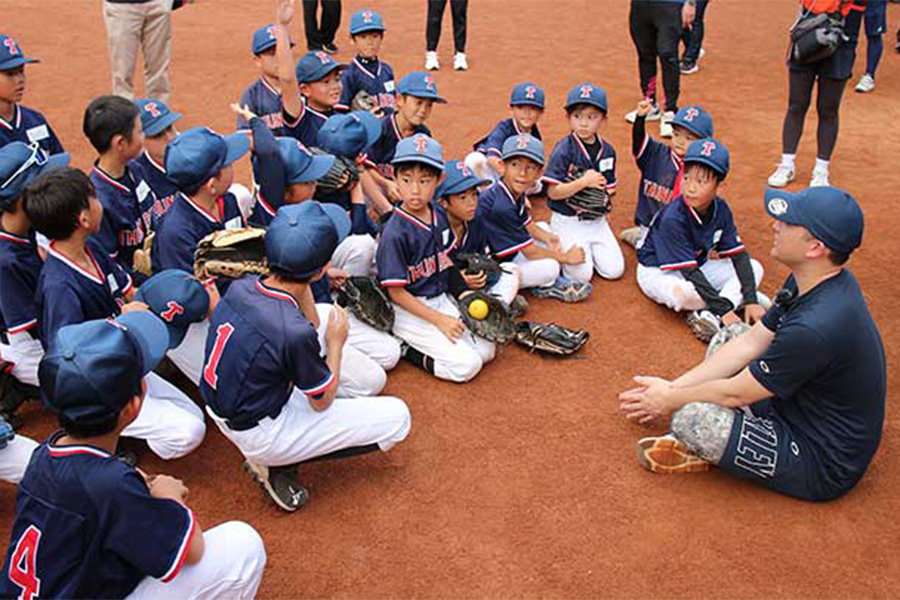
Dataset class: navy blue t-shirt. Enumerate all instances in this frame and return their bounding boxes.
[236,77,286,134]
[543,133,618,217]
[478,181,533,260]
[376,204,454,298]
[633,133,683,227]
[0,104,64,158]
[283,101,334,148]
[338,57,396,116]
[132,151,178,224]
[747,271,886,499]
[0,229,42,337]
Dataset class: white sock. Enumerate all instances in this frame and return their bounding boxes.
[814,158,830,173]
[780,154,796,169]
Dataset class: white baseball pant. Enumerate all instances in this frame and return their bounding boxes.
[550,212,625,283]
[332,234,377,277]
[0,332,42,387]
[485,262,521,305]
[122,373,206,460]
[0,434,39,485]
[636,258,764,312]
[166,320,209,387]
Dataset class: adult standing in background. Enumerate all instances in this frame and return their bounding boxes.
[103,0,191,104]
[302,0,342,53]
[425,0,469,71]
[626,0,697,138]
[680,0,709,74]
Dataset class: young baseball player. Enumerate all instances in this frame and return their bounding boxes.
[151,127,250,279]
[0,142,68,389]
[201,201,410,511]
[543,82,624,285]
[337,9,396,117]
[0,313,266,599]
[636,138,766,341]
[620,100,714,249]
[25,166,206,460]
[83,95,158,282]
[132,98,181,221]
[236,23,292,133]
[480,134,591,301]
[465,82,545,183]
[376,134,496,383]
[0,35,64,157]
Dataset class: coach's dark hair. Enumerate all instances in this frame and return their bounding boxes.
[83,95,139,153]
[268,265,317,284]
[393,162,442,180]
[684,161,726,184]
[23,167,94,241]
[827,249,851,266]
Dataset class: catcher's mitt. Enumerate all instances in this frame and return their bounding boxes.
[455,252,503,288]
[335,276,395,333]
[311,148,359,193]
[193,228,268,280]
[564,167,612,219]
[350,90,376,112]
[705,322,751,358]
[457,292,516,344]
[515,321,590,356]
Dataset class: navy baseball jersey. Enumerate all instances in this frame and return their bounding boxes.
[440,209,490,260]
[337,57,396,115]
[0,229,41,338]
[543,133,618,217]
[637,196,744,270]
[132,151,178,224]
[283,102,334,148]
[0,104,64,158]
[152,192,244,274]
[363,115,431,180]
[633,133,683,227]
[200,276,334,426]
[0,432,195,599]
[36,239,132,348]
[474,119,541,158]
[376,204,454,298]
[236,77,285,134]
[478,181,533,260]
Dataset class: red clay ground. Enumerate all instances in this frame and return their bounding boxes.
[3,1,899,597]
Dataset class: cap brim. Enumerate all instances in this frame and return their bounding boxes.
[391,156,445,171]
[293,154,335,184]
[0,57,39,70]
[116,312,170,375]
[684,156,726,178]
[510,100,544,109]
[501,150,544,167]
[320,202,351,241]
[301,62,345,83]
[222,132,251,167]
[144,112,181,138]
[350,25,385,35]
[565,99,607,113]
[672,121,705,139]
[438,176,492,198]
[2,152,70,199]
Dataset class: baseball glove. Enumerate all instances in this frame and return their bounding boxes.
[335,276,395,333]
[705,322,751,358]
[564,167,612,219]
[514,321,590,356]
[455,252,503,288]
[133,232,154,277]
[457,291,516,344]
[350,90,376,112]
[311,148,359,192]
[0,360,36,429]
[193,228,268,280]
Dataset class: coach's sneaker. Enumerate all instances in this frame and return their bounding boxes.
[810,167,830,188]
[453,52,468,71]
[686,309,720,343]
[637,434,710,474]
[680,59,699,75]
[767,164,795,188]
[658,111,675,138]
[425,51,440,71]
[625,103,661,123]
[244,461,309,512]
[619,226,643,249]
[855,73,875,93]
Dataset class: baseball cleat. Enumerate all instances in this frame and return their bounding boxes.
[244,461,308,512]
[855,73,875,93]
[625,103,661,123]
[453,52,468,71]
[425,51,440,71]
[619,226,643,249]
[637,434,710,474]
[767,164,795,188]
[686,310,721,343]
[508,294,529,318]
[531,277,593,303]
[658,111,675,138]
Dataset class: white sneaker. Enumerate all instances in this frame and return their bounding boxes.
[659,111,675,138]
[855,73,875,93]
[686,310,721,343]
[767,164,795,188]
[453,52,468,71]
[425,51,440,71]
[625,103,661,123]
[698,47,706,60]
[810,168,830,187]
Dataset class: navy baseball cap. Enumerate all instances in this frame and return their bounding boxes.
[135,270,209,348]
[501,133,545,166]
[295,50,344,83]
[0,142,69,207]
[135,98,181,138]
[510,82,545,109]
[39,312,170,425]
[684,138,730,179]
[266,201,348,277]
[350,9,385,35]
[764,186,864,254]
[0,35,39,71]
[391,134,444,171]
[672,106,714,139]
[252,23,293,55]
[277,138,335,184]
[165,127,250,191]
[396,72,446,103]
[436,160,491,198]
[317,111,381,158]
[565,83,608,113]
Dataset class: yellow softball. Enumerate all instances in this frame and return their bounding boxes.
[468,298,489,320]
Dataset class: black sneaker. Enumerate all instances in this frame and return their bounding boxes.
[680,60,699,75]
[323,42,339,55]
[244,461,309,512]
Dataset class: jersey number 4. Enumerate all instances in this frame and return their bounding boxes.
[8,525,42,600]
[203,323,235,389]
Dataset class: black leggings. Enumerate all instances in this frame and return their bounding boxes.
[302,0,341,50]
[629,0,682,112]
[426,0,468,53]
[782,69,848,160]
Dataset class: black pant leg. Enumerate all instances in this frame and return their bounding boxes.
[683,0,708,62]
[629,0,659,101]
[782,69,816,154]
[426,0,448,52]
[653,2,683,112]
[815,76,848,160]
[302,0,322,50]
[450,0,468,53]
[320,0,341,46]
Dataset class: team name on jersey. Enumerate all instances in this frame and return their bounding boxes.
[642,180,675,204]
[261,112,285,130]
[407,247,454,284]
[153,194,176,218]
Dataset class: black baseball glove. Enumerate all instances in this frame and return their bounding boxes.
[311,148,359,193]
[564,167,612,219]
[336,276,395,332]
[457,291,516,344]
[514,321,590,355]
[455,252,503,288]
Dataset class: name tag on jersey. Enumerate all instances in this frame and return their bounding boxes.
[713,229,723,244]
[107,273,120,294]
[135,180,151,202]
[599,157,614,172]
[224,216,243,230]
[26,124,49,143]
[442,228,450,246]
[384,80,395,93]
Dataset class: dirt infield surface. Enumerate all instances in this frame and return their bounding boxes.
[3,0,899,597]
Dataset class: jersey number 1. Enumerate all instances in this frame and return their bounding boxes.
[8,525,42,600]
[203,323,235,389]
